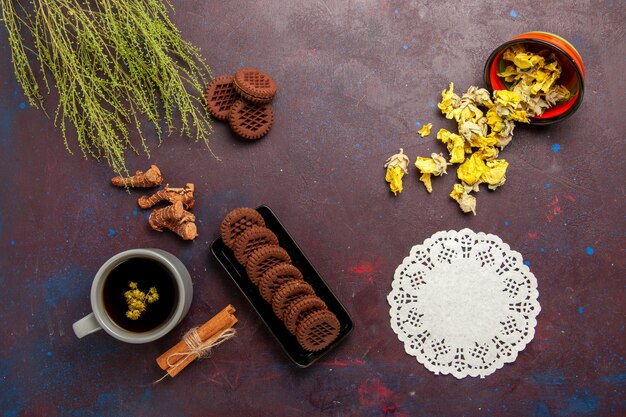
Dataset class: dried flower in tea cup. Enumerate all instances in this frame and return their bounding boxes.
[124,282,159,320]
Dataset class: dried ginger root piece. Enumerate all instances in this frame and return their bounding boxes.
[111,165,163,188]
[149,201,184,231]
[138,183,195,209]
[149,201,198,241]
[384,148,410,196]
[171,222,198,241]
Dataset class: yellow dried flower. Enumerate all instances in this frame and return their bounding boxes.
[474,146,499,161]
[463,86,493,107]
[458,120,488,143]
[384,148,411,196]
[457,153,487,186]
[418,123,432,137]
[468,134,498,149]
[124,281,159,320]
[513,52,545,70]
[493,90,529,123]
[545,84,570,106]
[480,159,509,190]
[437,129,466,164]
[494,90,522,108]
[437,83,460,120]
[450,183,477,215]
[146,287,159,303]
[414,153,449,193]
[385,166,405,196]
[502,44,527,62]
[485,108,515,149]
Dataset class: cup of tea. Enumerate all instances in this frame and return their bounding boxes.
[73,249,193,343]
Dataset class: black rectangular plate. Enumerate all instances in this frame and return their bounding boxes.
[210,205,353,367]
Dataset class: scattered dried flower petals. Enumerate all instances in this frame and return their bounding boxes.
[399,47,567,213]
[431,84,530,214]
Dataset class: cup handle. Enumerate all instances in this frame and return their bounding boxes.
[72,312,102,339]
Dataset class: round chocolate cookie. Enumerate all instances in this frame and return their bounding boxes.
[232,67,277,104]
[296,309,340,352]
[271,280,314,320]
[284,294,327,335]
[259,263,303,303]
[232,226,279,265]
[204,76,239,121]
[228,99,274,140]
[245,245,291,286]
[220,208,266,250]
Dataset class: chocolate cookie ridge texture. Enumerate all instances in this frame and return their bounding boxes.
[204,76,239,121]
[296,309,340,352]
[246,245,291,286]
[284,294,327,335]
[229,99,274,140]
[259,263,304,303]
[271,280,315,320]
[233,67,277,104]
[220,207,266,250]
[232,225,279,265]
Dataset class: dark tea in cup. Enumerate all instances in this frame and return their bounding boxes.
[102,257,178,333]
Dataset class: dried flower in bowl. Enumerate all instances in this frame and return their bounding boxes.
[484,32,585,124]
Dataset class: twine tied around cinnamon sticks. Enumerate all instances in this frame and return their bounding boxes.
[172,326,236,363]
[155,305,237,383]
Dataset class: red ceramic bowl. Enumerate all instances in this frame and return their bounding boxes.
[484,32,585,125]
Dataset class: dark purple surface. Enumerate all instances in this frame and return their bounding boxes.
[0,1,624,416]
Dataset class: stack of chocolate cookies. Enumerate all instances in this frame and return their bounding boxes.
[220,207,340,352]
[204,68,277,140]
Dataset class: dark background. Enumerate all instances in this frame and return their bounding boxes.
[1,1,624,416]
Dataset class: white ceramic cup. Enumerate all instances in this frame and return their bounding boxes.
[72,248,193,344]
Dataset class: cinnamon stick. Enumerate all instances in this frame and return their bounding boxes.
[165,316,237,378]
[156,305,237,372]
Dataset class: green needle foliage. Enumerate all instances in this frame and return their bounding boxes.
[1,0,214,175]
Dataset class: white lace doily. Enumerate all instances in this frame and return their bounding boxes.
[388,229,540,379]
